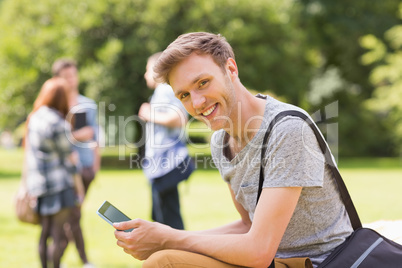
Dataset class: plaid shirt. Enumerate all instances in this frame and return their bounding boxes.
[26,106,75,197]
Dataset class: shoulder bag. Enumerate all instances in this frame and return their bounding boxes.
[258,110,402,268]
[15,137,39,225]
[15,182,39,225]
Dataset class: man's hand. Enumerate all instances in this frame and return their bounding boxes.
[72,126,94,142]
[113,219,173,260]
[138,103,151,122]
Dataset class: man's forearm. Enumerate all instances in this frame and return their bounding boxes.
[191,219,250,235]
[73,126,94,142]
[164,228,273,268]
[152,111,187,128]
[93,146,101,172]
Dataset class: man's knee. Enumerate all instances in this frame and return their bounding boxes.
[142,250,181,268]
[142,249,242,268]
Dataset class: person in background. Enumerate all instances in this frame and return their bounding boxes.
[52,59,100,268]
[138,52,194,230]
[113,32,353,268]
[25,77,84,268]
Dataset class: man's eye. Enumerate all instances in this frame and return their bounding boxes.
[199,80,208,87]
[181,92,189,99]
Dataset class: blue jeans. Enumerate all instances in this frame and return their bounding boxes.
[151,157,194,230]
[151,185,183,229]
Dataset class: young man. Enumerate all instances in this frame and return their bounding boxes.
[139,52,193,229]
[113,32,353,268]
[52,59,100,268]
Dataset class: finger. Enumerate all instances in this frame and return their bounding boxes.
[114,228,130,240]
[113,218,139,230]
[124,248,139,259]
[115,234,136,252]
[118,238,141,259]
[116,238,128,249]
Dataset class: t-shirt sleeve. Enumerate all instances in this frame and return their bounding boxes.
[210,130,229,179]
[87,104,98,142]
[263,116,325,188]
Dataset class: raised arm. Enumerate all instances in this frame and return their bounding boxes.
[138,102,187,129]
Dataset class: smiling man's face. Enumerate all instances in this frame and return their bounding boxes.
[169,53,237,131]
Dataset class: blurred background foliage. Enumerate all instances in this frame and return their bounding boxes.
[0,0,401,157]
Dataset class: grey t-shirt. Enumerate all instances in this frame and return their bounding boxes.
[211,95,353,267]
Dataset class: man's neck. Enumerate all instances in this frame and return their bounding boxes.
[223,86,266,158]
[228,87,265,142]
[69,90,79,107]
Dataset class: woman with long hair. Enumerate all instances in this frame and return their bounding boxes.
[24,77,82,268]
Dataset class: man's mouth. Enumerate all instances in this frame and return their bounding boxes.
[202,104,217,117]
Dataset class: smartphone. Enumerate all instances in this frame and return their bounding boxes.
[74,112,87,130]
[97,200,134,232]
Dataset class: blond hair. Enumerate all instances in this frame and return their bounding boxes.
[52,58,77,77]
[154,32,234,84]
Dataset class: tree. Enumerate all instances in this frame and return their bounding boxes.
[360,3,402,154]
[2,0,400,156]
[300,0,401,156]
[0,0,316,147]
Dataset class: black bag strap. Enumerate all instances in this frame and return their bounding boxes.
[257,110,362,230]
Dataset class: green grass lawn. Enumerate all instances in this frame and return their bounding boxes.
[1,148,401,267]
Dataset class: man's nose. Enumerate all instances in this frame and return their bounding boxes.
[191,92,206,110]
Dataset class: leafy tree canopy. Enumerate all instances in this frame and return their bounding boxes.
[361,3,402,152]
[0,0,314,130]
[0,0,401,156]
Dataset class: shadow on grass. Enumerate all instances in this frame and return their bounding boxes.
[0,171,20,179]
[338,157,402,169]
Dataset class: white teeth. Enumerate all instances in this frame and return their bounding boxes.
[202,104,216,116]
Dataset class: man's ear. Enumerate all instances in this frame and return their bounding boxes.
[226,58,238,79]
